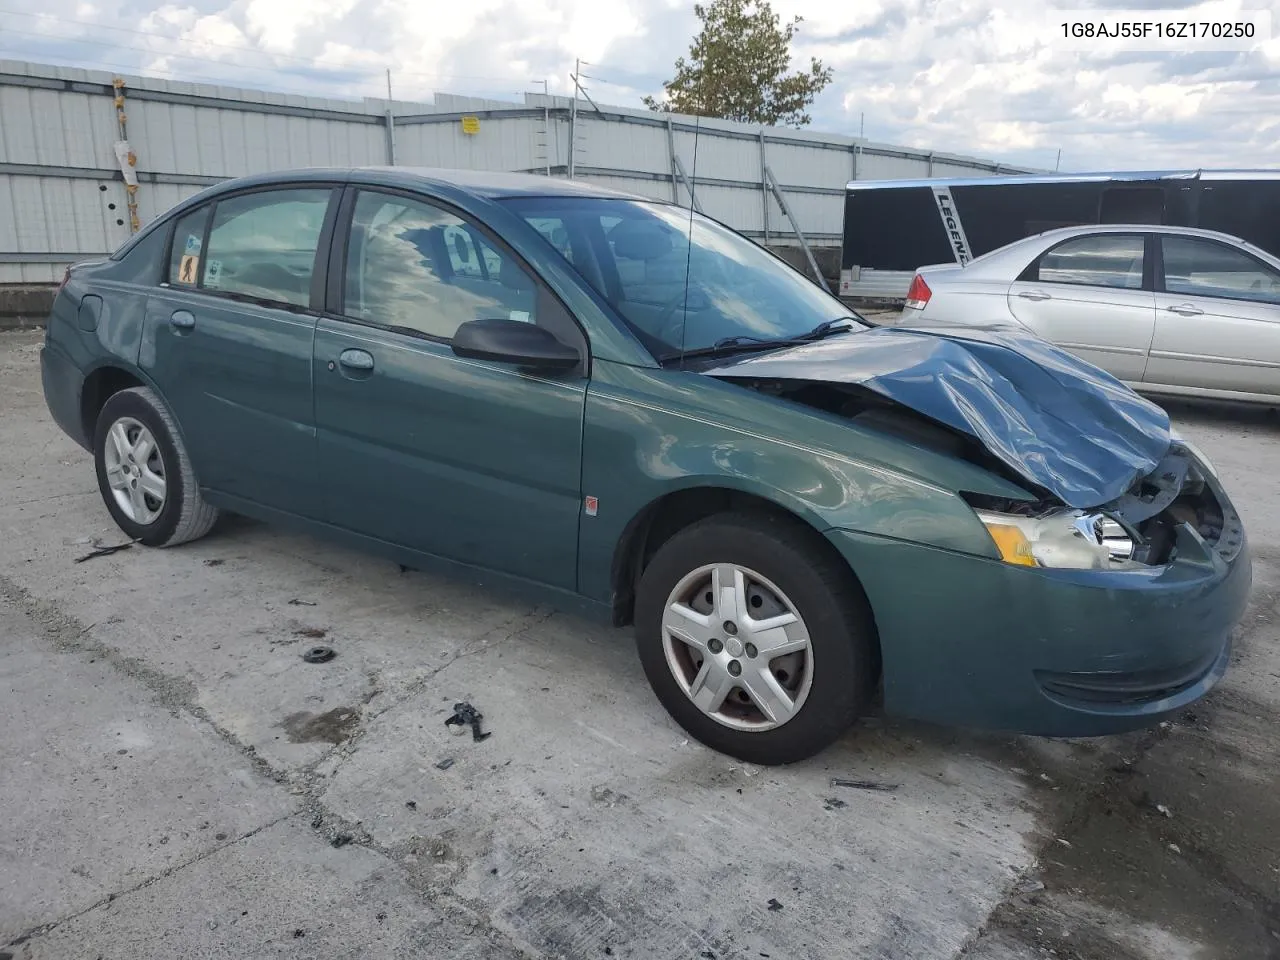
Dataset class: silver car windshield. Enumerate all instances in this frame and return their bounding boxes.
[500,196,859,359]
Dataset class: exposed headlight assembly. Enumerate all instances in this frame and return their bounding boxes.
[977,508,1136,570]
[1170,430,1219,481]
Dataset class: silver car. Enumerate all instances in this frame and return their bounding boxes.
[895,224,1280,404]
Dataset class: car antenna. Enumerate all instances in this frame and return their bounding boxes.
[678,111,701,369]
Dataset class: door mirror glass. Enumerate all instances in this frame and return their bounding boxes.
[451,318,579,372]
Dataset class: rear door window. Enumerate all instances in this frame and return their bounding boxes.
[202,188,332,307]
[1031,234,1145,289]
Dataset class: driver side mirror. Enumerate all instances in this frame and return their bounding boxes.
[451,318,580,373]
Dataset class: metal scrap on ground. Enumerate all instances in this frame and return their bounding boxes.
[73,539,138,563]
[445,701,491,742]
[831,778,900,792]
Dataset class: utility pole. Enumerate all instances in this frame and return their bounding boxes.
[536,79,551,176]
[385,68,397,165]
[568,58,581,179]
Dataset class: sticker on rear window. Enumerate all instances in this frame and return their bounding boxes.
[177,255,199,285]
[184,233,202,255]
[510,310,531,323]
[205,259,223,288]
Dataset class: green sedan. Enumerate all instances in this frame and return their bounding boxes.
[40,168,1252,764]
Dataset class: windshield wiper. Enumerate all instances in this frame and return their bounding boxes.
[660,317,863,364]
[793,316,862,341]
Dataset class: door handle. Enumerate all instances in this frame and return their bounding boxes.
[1167,303,1203,316]
[169,310,195,330]
[1018,290,1051,301]
[338,348,374,371]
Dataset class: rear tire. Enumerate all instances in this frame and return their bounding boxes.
[635,512,876,765]
[93,386,219,547]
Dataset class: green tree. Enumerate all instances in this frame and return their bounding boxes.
[643,0,833,127]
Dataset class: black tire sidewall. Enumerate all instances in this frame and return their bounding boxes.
[93,390,187,547]
[635,513,874,765]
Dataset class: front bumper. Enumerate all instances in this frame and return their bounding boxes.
[827,518,1251,737]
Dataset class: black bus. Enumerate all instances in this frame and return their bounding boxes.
[839,170,1280,299]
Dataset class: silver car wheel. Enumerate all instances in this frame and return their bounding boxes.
[661,563,814,732]
[102,416,167,525]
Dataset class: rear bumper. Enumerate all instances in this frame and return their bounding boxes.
[41,341,89,450]
[827,523,1251,737]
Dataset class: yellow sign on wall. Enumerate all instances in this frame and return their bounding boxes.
[461,116,480,135]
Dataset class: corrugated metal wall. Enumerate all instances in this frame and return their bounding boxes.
[0,58,1038,283]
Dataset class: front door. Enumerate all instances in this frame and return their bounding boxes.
[312,187,588,590]
[1007,231,1156,382]
[141,186,337,516]
[1147,233,1280,398]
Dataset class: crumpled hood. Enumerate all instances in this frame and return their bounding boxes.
[704,322,1172,508]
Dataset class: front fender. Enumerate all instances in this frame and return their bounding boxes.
[577,361,1003,605]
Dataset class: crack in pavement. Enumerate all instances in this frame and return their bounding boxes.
[0,575,539,958]
[297,606,558,781]
[2,812,299,950]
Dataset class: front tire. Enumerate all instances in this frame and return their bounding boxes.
[93,386,219,547]
[635,512,877,765]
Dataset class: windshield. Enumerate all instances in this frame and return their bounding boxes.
[499,196,861,359]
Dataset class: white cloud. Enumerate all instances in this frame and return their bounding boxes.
[11,0,1280,169]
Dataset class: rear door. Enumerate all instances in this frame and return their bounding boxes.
[312,186,588,589]
[1147,234,1280,398]
[1006,232,1156,381]
[141,186,337,516]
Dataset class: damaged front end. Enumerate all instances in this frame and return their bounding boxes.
[703,324,1242,573]
[963,440,1243,571]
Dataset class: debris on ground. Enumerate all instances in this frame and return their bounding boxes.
[1015,878,1046,896]
[445,702,491,742]
[73,539,138,563]
[830,778,899,792]
[292,929,306,938]
[288,599,317,606]
[330,833,353,848]
[203,558,225,567]
[823,798,848,811]
[301,645,336,664]
[1169,843,1182,854]
[405,800,418,810]
[767,898,784,911]
[435,758,456,771]
[1157,804,1173,818]
[294,627,328,639]
[1056,838,1072,848]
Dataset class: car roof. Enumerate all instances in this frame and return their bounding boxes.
[186,166,649,201]
[1022,223,1246,243]
[359,166,646,200]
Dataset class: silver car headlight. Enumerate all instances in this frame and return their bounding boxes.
[976,508,1135,570]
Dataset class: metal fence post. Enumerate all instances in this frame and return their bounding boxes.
[764,164,829,292]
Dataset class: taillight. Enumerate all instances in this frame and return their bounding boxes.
[904,274,931,310]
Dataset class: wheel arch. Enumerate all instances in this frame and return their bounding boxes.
[609,485,880,653]
[79,360,170,447]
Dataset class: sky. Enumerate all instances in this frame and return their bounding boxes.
[5,0,1280,171]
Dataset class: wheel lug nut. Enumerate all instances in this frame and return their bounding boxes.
[723,620,738,635]
[708,638,723,654]
[728,660,742,677]
[745,643,758,659]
